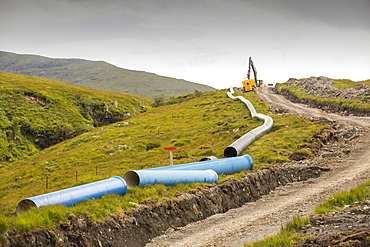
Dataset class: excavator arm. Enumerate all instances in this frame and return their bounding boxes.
[242,57,264,91]
[242,57,257,91]
[247,56,257,83]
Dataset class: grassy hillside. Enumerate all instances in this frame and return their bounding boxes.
[0,71,152,162]
[0,51,216,98]
[0,88,325,233]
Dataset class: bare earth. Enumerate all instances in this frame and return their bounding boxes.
[147,87,370,247]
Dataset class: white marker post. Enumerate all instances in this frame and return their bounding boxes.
[164,147,177,165]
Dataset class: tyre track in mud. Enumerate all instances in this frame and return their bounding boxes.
[147,87,370,247]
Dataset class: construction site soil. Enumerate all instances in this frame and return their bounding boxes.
[2,81,370,246]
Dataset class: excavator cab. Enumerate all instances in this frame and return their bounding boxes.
[257,80,266,87]
[242,79,256,92]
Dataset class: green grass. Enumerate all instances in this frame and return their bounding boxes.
[332,79,370,88]
[315,181,370,215]
[245,216,310,247]
[0,86,325,234]
[0,71,152,161]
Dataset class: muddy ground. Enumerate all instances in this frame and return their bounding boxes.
[2,86,370,247]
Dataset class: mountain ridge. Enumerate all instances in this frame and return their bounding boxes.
[0,51,216,98]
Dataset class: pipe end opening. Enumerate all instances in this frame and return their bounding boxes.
[123,171,140,188]
[16,199,37,215]
[224,147,238,157]
[199,156,218,162]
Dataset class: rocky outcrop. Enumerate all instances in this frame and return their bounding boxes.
[287,77,370,100]
[277,77,370,116]
[296,203,370,246]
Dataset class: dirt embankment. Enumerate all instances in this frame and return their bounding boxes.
[3,158,330,246]
[295,202,370,246]
[287,77,370,101]
[277,77,370,117]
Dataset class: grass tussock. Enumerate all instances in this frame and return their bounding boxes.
[245,216,310,247]
[315,181,370,215]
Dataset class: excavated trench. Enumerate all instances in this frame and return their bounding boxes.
[4,160,330,247]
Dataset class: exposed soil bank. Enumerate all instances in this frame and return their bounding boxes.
[2,162,329,247]
[295,202,370,246]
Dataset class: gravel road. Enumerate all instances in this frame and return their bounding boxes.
[147,87,370,247]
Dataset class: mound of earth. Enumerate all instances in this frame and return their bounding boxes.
[287,77,370,101]
[295,202,370,246]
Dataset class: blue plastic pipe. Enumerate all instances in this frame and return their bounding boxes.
[16,176,127,214]
[124,169,218,188]
[141,155,253,174]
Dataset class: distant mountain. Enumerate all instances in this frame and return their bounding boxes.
[0,51,215,98]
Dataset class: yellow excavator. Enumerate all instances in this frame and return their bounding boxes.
[242,57,265,92]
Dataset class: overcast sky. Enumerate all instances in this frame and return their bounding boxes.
[1,0,369,89]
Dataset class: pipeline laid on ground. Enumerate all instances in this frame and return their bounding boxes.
[124,170,218,188]
[16,155,253,212]
[124,155,253,188]
[146,154,253,174]
[16,88,264,213]
[16,176,127,214]
[224,87,273,157]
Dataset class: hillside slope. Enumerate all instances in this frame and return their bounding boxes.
[0,51,216,98]
[0,86,328,244]
[0,71,152,162]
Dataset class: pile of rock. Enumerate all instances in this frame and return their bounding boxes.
[296,202,370,246]
[287,77,370,100]
[337,84,370,101]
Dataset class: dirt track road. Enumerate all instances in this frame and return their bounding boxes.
[147,87,370,247]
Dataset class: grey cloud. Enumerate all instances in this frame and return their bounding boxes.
[246,0,370,31]
[1,0,369,88]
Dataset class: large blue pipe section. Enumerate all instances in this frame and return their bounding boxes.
[16,176,127,214]
[147,155,253,173]
[124,170,218,188]
[224,87,273,157]
[124,155,253,188]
